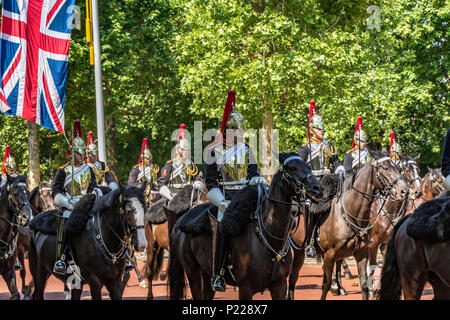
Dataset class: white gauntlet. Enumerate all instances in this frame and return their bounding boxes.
[54,193,74,210]
[206,187,230,221]
[192,180,204,191]
[444,174,450,191]
[159,185,174,201]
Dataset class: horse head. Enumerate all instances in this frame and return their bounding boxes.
[426,167,445,196]
[399,155,422,200]
[121,185,148,253]
[4,174,32,226]
[368,150,409,201]
[277,152,324,200]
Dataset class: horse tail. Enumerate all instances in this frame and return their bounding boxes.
[168,226,186,300]
[378,215,410,300]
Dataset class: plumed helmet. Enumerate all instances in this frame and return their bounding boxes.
[308,100,324,135]
[86,131,98,156]
[220,90,245,132]
[177,124,190,151]
[139,138,152,164]
[1,145,16,174]
[390,131,402,156]
[352,116,367,148]
[66,120,86,158]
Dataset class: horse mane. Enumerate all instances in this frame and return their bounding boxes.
[123,185,145,204]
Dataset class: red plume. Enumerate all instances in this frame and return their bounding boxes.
[1,145,11,173]
[307,100,316,138]
[352,116,363,149]
[220,90,236,134]
[390,131,396,156]
[87,131,94,146]
[138,138,149,164]
[73,120,82,138]
[178,124,186,141]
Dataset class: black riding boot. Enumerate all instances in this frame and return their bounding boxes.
[53,214,68,275]
[211,223,226,292]
[305,214,317,259]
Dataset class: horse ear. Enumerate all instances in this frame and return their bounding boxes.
[427,166,433,173]
[414,153,421,161]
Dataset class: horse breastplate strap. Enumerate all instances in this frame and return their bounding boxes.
[64,164,91,197]
[215,142,249,185]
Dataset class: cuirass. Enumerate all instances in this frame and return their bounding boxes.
[170,159,191,186]
[214,142,249,183]
[307,139,336,174]
[88,161,106,184]
[64,164,91,197]
[351,149,371,169]
[137,164,157,183]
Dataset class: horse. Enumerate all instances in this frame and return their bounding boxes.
[408,168,445,211]
[378,195,450,300]
[28,184,148,300]
[289,151,409,300]
[363,155,422,298]
[0,174,32,300]
[168,152,324,300]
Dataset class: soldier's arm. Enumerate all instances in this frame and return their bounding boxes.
[205,148,219,191]
[101,162,116,185]
[157,162,172,188]
[343,152,353,175]
[87,167,98,193]
[127,167,139,187]
[247,147,260,180]
[51,168,66,199]
[298,145,309,163]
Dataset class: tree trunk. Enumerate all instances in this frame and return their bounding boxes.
[27,121,40,189]
[105,116,119,180]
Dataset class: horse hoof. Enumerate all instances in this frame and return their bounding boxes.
[234,286,239,292]
[344,272,352,279]
[330,286,340,296]
[369,290,375,299]
[339,288,348,296]
[139,280,148,289]
[160,271,167,281]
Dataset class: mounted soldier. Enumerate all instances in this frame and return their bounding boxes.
[298,100,345,258]
[86,131,118,190]
[343,116,372,176]
[205,90,268,292]
[158,123,203,202]
[51,120,97,275]
[0,145,24,270]
[389,131,402,165]
[0,145,19,197]
[128,138,159,192]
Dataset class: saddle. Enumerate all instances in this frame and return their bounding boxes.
[406,196,450,243]
[29,193,98,236]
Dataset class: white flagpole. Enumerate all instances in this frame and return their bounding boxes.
[91,0,107,163]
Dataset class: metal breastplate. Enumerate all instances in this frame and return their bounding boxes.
[64,164,91,197]
[307,139,336,176]
[169,159,191,188]
[137,164,157,184]
[214,142,249,189]
[351,149,371,170]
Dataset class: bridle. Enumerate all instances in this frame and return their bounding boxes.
[93,192,145,264]
[256,156,314,262]
[0,181,30,261]
[399,160,421,191]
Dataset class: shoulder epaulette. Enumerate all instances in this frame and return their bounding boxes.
[302,141,309,146]
[167,160,172,163]
[60,162,69,169]
[346,149,354,154]
[133,164,141,168]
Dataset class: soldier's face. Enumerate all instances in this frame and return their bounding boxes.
[311,127,324,139]
[88,153,98,163]
[143,158,151,165]
[356,140,367,149]
[74,152,85,164]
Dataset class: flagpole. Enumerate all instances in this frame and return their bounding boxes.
[91,0,107,163]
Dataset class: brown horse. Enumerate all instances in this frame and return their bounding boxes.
[169,153,324,300]
[289,152,409,300]
[378,196,450,300]
[408,168,445,212]
[364,155,422,298]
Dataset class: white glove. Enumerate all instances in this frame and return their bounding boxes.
[192,180,204,191]
[108,182,118,191]
[249,176,269,187]
[335,165,345,175]
[206,187,230,219]
[54,193,74,210]
[159,185,174,201]
[444,174,450,191]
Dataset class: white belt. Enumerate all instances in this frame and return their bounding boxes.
[311,169,330,176]
[171,183,190,189]
[219,179,248,190]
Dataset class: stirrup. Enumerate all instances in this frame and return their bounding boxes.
[305,245,317,258]
[211,275,226,292]
[15,262,23,271]
[125,263,134,272]
[53,260,67,275]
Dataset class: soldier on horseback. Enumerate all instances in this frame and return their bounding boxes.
[0,145,23,270]
[389,131,402,165]
[51,120,97,275]
[298,100,345,258]
[158,123,203,202]
[85,131,118,190]
[128,138,159,190]
[343,116,372,176]
[205,90,268,292]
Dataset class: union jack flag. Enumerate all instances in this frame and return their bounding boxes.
[0,0,76,133]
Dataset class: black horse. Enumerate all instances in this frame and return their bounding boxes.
[28,184,147,300]
[168,152,323,300]
[0,174,32,300]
